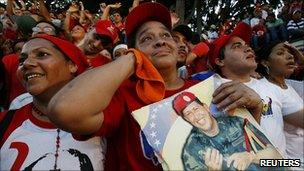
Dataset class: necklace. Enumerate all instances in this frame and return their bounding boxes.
[32,105,61,170]
[267,77,287,89]
[32,105,45,116]
[52,129,61,171]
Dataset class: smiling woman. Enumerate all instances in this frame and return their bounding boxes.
[0,35,109,171]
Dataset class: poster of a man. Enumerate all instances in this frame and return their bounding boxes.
[172,91,282,170]
[132,77,283,170]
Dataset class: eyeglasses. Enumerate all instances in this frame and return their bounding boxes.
[32,26,55,33]
[112,14,121,17]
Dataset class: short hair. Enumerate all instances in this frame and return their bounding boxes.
[211,46,225,75]
[255,40,284,76]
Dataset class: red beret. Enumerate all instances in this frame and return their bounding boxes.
[95,19,118,44]
[125,2,172,40]
[33,34,88,75]
[208,22,252,69]
[173,91,197,115]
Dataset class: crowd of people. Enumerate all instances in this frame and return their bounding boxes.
[0,0,303,170]
[204,0,303,51]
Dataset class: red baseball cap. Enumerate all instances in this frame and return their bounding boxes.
[95,19,118,44]
[125,2,172,40]
[208,22,252,68]
[173,91,197,115]
[33,34,88,75]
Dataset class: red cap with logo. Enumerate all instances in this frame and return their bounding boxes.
[173,91,197,115]
[125,2,172,40]
[33,34,88,75]
[208,22,252,69]
[95,19,118,44]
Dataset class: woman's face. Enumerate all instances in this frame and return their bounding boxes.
[135,21,178,70]
[17,38,75,97]
[71,25,86,40]
[266,43,295,77]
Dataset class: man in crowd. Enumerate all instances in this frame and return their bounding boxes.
[172,24,209,79]
[194,21,303,157]
[80,20,118,68]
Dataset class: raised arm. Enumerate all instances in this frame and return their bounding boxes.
[47,53,135,134]
[79,1,86,25]
[63,11,71,34]
[6,0,14,15]
[100,3,121,20]
[19,0,26,11]
[38,0,51,21]
[129,0,141,12]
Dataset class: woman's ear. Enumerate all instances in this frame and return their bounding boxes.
[68,61,78,74]
[215,58,224,67]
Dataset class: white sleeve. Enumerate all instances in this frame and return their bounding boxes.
[285,79,304,100]
[281,85,304,116]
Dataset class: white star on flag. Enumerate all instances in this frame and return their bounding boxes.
[152,108,158,113]
[150,131,157,138]
[154,139,161,147]
[151,113,157,119]
[150,122,156,128]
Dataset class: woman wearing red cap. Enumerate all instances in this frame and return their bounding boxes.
[0,35,106,170]
[47,2,263,171]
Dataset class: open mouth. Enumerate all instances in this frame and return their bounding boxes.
[286,61,295,66]
[286,63,296,69]
[246,53,256,59]
[196,117,206,126]
[178,50,187,57]
[24,73,45,81]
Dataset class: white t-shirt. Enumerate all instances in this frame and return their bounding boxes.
[1,115,106,170]
[281,84,303,166]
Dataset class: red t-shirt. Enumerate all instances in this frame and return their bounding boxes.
[186,57,208,76]
[114,22,125,32]
[0,104,30,147]
[86,54,111,68]
[99,79,199,171]
[2,54,26,105]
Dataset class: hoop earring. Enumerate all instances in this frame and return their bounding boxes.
[265,65,270,75]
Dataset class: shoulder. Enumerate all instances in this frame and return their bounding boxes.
[0,104,31,146]
[184,79,200,87]
[1,54,19,71]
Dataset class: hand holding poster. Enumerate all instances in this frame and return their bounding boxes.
[132,76,282,170]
